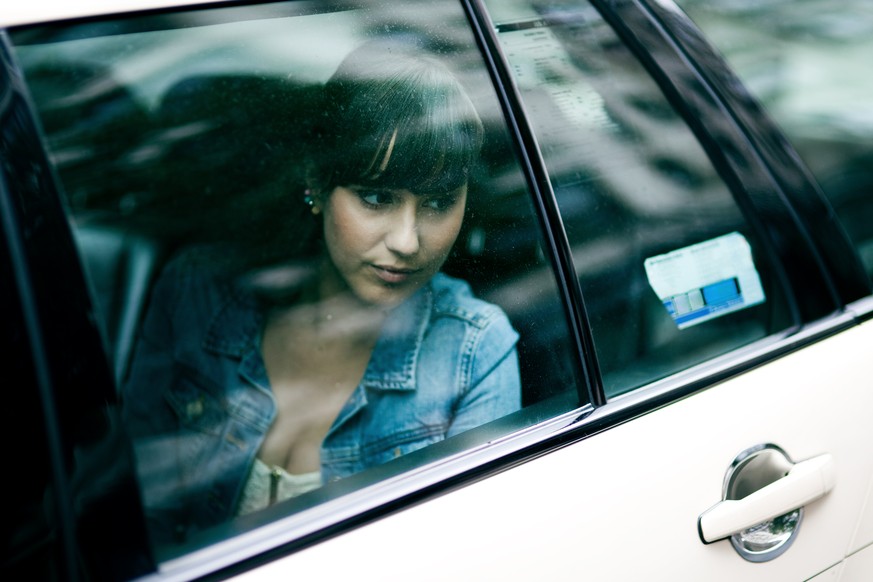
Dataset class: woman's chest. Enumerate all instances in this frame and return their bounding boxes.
[258,321,376,471]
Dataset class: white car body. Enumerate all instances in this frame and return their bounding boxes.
[246,314,873,581]
[4,1,873,581]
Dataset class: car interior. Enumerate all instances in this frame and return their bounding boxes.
[23,55,580,408]
[17,0,792,421]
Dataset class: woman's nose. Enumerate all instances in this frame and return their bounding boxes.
[384,206,420,257]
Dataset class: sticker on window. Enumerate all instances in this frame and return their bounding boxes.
[643,232,766,329]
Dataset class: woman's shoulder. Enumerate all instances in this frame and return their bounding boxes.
[428,273,515,333]
[424,274,519,377]
[160,245,241,278]
[150,245,257,314]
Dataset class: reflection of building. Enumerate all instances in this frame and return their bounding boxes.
[497,5,733,219]
[491,0,768,396]
[679,0,873,268]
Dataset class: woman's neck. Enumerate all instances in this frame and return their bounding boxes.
[290,258,388,336]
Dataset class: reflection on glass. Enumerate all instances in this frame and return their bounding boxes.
[485,0,788,396]
[677,0,873,279]
[13,0,580,556]
[119,38,525,545]
[732,509,800,555]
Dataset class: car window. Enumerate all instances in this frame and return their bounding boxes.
[676,0,873,281]
[9,0,581,560]
[484,0,795,397]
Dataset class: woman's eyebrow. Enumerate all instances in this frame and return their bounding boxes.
[347,184,392,191]
[423,188,463,198]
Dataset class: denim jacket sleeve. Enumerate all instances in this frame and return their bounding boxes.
[423,274,521,438]
[446,307,520,438]
[322,274,522,477]
[122,256,184,437]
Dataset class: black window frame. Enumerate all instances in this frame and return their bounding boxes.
[0,33,154,581]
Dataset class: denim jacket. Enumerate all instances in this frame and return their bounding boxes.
[122,255,520,543]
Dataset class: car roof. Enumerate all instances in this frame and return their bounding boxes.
[2,0,226,27]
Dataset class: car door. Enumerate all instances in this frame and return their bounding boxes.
[221,0,873,579]
[4,1,588,578]
[252,320,873,581]
[3,0,873,580]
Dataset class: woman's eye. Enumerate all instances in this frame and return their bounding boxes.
[357,190,394,207]
[423,195,456,212]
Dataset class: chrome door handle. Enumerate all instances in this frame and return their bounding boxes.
[699,451,835,544]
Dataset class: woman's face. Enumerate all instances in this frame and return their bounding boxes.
[320,183,467,306]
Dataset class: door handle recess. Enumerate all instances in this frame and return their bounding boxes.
[698,452,835,544]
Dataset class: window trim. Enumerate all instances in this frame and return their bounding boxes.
[0,37,82,579]
[462,0,603,407]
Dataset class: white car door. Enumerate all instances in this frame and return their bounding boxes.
[243,309,873,581]
[230,0,873,579]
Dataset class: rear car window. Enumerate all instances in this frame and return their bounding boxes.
[677,0,873,281]
[484,0,795,397]
[10,0,580,560]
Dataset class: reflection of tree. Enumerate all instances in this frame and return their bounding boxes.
[769,510,799,535]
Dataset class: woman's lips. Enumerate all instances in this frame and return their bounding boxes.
[371,264,420,284]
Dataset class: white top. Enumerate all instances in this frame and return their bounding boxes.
[236,458,322,516]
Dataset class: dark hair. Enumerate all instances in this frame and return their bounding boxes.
[222,42,485,280]
[307,41,484,195]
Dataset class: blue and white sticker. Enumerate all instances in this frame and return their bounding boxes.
[644,232,766,329]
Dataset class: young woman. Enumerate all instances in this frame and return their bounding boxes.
[122,42,521,546]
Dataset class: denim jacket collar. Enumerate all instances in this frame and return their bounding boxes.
[199,281,434,393]
[361,284,431,391]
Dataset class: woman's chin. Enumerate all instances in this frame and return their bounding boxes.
[350,280,423,309]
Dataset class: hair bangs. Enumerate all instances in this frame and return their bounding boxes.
[364,94,482,193]
[310,44,484,195]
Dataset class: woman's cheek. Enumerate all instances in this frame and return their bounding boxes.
[432,208,465,261]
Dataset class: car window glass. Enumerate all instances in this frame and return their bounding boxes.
[676,0,873,281]
[483,0,794,397]
[10,0,581,560]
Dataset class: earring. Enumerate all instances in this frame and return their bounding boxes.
[304,189,321,215]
